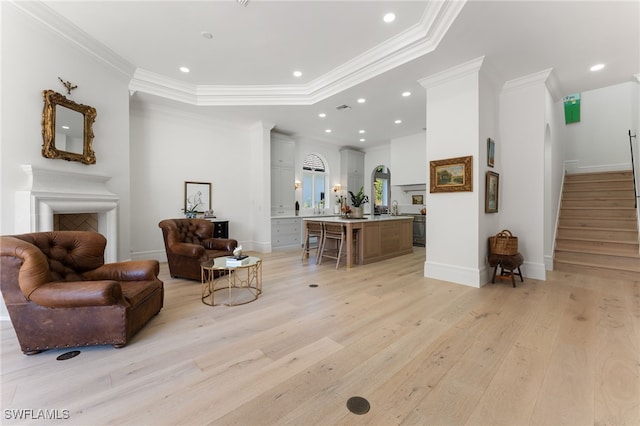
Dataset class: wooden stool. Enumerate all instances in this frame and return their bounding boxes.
[301,221,324,263]
[319,222,345,269]
[488,252,524,287]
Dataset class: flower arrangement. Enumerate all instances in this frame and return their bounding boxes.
[182,191,203,218]
[348,186,369,207]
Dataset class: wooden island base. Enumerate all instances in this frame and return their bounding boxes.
[304,216,413,267]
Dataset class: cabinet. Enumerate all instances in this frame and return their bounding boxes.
[205,219,229,239]
[271,136,295,168]
[340,149,365,195]
[271,167,295,214]
[271,135,295,215]
[271,218,301,248]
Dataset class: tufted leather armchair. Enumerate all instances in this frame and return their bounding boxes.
[158,218,238,281]
[0,231,164,355]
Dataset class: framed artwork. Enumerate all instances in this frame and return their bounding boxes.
[485,171,499,213]
[487,138,495,167]
[184,181,211,213]
[429,155,473,193]
[412,195,423,205]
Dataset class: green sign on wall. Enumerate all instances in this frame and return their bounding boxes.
[563,93,580,124]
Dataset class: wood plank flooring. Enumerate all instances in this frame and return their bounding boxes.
[1,247,639,425]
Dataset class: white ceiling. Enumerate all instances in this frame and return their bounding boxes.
[40,0,640,149]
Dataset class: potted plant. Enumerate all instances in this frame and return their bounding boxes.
[348,186,369,218]
[182,191,202,218]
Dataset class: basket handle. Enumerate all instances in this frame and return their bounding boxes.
[496,229,513,238]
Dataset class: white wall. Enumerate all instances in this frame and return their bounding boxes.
[1,3,132,259]
[1,3,133,319]
[545,87,567,270]
[632,79,640,226]
[421,60,483,287]
[564,81,637,173]
[478,65,502,279]
[500,72,549,280]
[129,98,258,259]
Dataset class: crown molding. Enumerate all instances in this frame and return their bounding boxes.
[23,0,466,106]
[502,68,554,93]
[418,56,486,89]
[502,67,565,102]
[129,0,467,106]
[10,1,135,79]
[544,70,563,102]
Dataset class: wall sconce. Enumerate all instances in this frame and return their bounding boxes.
[332,184,341,192]
[294,181,301,190]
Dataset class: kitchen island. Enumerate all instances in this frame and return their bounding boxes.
[303,215,413,268]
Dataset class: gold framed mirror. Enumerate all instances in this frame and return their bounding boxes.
[41,89,97,165]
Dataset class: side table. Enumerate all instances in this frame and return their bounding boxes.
[488,252,524,287]
[201,256,262,306]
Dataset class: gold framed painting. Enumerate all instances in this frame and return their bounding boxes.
[429,155,473,193]
[485,171,499,213]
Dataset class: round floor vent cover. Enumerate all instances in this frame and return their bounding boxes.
[56,350,80,361]
[346,396,370,415]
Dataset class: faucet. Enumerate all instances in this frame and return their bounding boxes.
[391,200,399,216]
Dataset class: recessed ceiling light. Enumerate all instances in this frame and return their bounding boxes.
[293,70,302,77]
[201,31,213,40]
[179,66,190,73]
[590,63,605,72]
[318,113,326,118]
[359,130,365,134]
[383,13,396,23]
[325,129,332,133]
[402,91,411,97]
[394,119,402,124]
[357,98,366,104]
[61,125,70,129]
[360,138,366,142]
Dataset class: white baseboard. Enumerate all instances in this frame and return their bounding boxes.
[523,260,547,280]
[130,250,166,262]
[544,255,554,271]
[571,162,632,174]
[424,260,483,288]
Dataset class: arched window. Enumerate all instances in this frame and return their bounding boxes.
[302,154,327,208]
[372,165,391,213]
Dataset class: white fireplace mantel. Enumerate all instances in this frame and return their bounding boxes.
[14,165,120,262]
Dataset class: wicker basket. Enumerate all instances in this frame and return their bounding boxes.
[490,230,518,255]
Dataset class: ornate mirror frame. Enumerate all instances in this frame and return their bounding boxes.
[41,89,97,165]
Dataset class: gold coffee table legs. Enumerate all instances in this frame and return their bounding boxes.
[201,259,262,306]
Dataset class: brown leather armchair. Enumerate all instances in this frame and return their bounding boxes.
[0,231,164,355]
[158,218,238,280]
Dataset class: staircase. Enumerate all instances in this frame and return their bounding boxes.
[555,170,640,281]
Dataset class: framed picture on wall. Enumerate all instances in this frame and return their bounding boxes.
[184,181,211,213]
[485,171,499,213]
[487,138,495,167]
[412,195,423,205]
[429,155,473,193]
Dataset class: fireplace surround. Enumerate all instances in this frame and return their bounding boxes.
[14,165,119,262]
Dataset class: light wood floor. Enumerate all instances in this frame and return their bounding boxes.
[2,247,639,425]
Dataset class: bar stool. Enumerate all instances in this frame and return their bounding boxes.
[301,220,324,263]
[319,222,345,269]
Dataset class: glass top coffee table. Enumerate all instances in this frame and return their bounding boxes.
[200,256,262,306]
